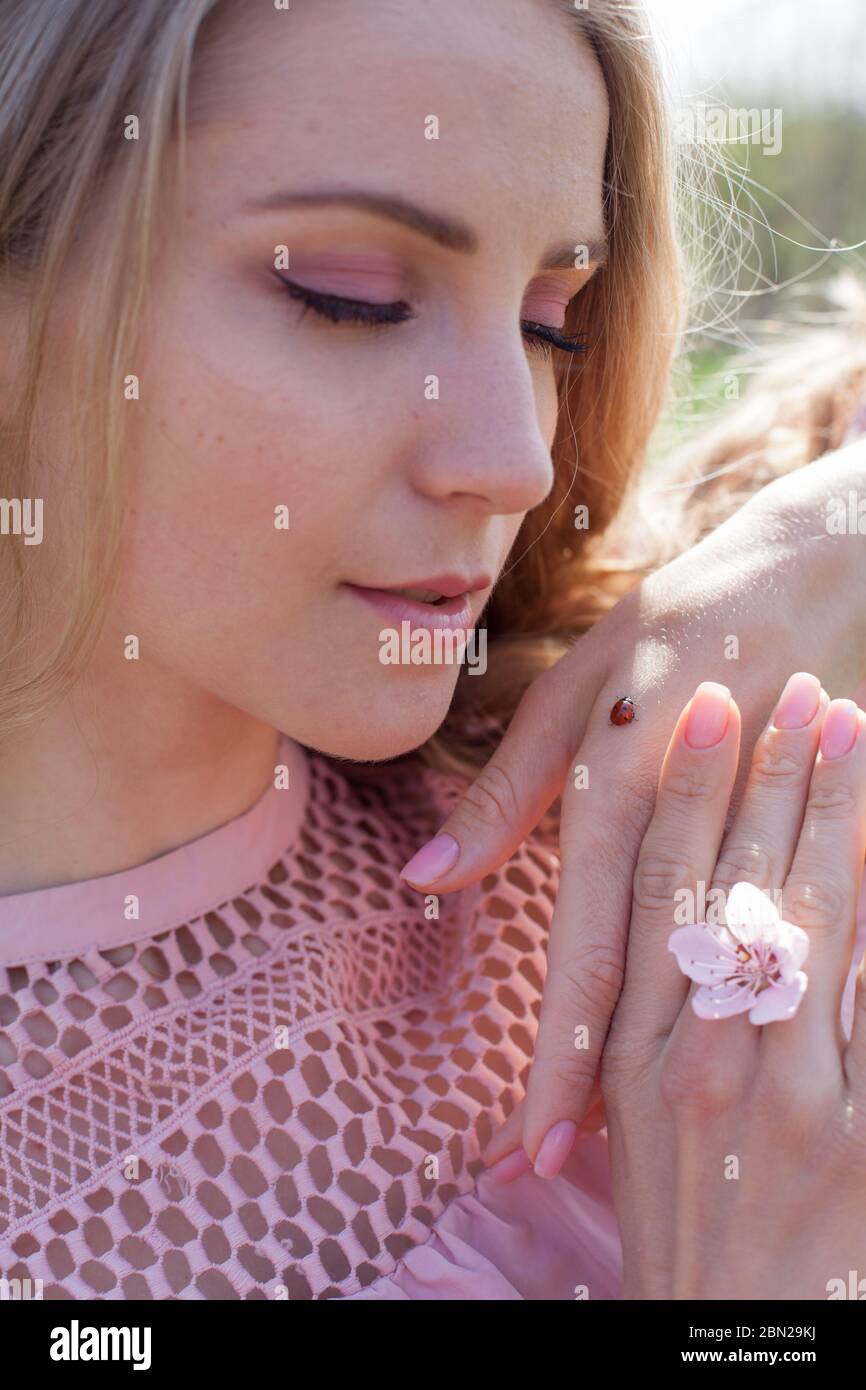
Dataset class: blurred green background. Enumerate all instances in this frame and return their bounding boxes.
[648,0,866,451]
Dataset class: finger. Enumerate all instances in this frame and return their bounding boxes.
[512,688,682,1174]
[398,661,594,892]
[520,854,629,1174]
[482,1084,606,1182]
[482,1102,527,1169]
[519,682,738,1177]
[674,677,827,1069]
[780,702,866,1046]
[712,674,828,898]
[618,682,741,1042]
[481,1065,603,1170]
[846,952,866,1090]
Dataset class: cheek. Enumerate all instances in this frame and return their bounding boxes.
[134,267,392,528]
[125,302,358,574]
[115,371,405,690]
[117,382,328,641]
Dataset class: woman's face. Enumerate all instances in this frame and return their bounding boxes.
[110,0,609,760]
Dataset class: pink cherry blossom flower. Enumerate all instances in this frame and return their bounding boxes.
[668,881,809,1024]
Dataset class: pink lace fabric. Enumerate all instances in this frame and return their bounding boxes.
[0,743,622,1300]
[5,742,862,1302]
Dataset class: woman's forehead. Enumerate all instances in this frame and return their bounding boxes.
[184,0,609,247]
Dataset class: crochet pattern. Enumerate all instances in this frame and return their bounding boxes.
[0,755,560,1299]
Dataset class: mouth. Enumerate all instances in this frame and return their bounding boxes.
[343,572,492,630]
[388,587,453,606]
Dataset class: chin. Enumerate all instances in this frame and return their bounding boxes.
[288,673,460,764]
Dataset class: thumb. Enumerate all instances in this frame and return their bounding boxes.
[399,664,586,892]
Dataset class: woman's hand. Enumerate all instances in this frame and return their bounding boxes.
[601,676,866,1299]
[398,442,866,1173]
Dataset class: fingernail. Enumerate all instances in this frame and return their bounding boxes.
[684,682,731,749]
[399,832,460,885]
[820,700,860,760]
[772,672,821,730]
[534,1120,577,1179]
[486,1148,532,1184]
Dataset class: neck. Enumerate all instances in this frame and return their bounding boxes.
[0,657,304,896]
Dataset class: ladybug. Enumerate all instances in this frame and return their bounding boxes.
[609,696,637,726]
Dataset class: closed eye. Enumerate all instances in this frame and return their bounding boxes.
[272,270,588,358]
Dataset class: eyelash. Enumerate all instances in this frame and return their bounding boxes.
[272,270,588,360]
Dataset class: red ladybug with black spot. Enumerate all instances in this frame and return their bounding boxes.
[609,696,637,726]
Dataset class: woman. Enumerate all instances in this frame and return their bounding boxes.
[0,0,864,1299]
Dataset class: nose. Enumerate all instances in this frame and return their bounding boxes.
[408,336,557,516]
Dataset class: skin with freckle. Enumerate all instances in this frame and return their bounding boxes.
[0,0,606,891]
[57,0,607,769]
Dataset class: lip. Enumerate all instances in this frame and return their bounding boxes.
[384,572,492,599]
[343,573,491,631]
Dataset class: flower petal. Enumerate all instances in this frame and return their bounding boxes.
[692,980,755,1019]
[668,924,737,984]
[776,922,810,980]
[725,881,780,944]
[748,972,808,1024]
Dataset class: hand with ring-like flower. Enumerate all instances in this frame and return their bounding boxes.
[600,673,866,1300]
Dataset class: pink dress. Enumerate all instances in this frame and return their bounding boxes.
[0,743,622,1300]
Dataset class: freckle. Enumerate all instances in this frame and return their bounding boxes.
[216,435,224,444]
[255,445,263,453]
[158,418,166,427]
[197,431,204,439]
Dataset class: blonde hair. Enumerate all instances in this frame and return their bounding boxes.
[0,1,857,772]
[0,0,219,733]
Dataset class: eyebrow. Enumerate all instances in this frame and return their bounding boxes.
[244,188,608,269]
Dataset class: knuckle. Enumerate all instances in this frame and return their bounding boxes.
[712,843,775,893]
[749,736,809,788]
[659,1044,739,1114]
[752,1069,831,1139]
[561,939,626,1017]
[600,768,658,842]
[456,762,521,832]
[533,1045,598,1098]
[632,846,691,917]
[659,761,723,812]
[783,875,849,933]
[805,782,859,822]
[601,1020,657,1095]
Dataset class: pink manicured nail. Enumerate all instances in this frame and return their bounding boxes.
[684,682,731,749]
[486,1147,532,1184]
[820,700,860,760]
[772,672,821,730]
[534,1120,577,1179]
[399,832,460,885]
